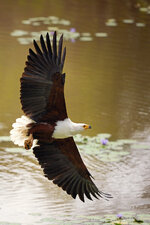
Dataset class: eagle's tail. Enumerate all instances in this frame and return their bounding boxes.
[10,115,35,147]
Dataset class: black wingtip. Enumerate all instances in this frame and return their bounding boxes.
[60,34,63,41]
[33,39,36,46]
[54,30,57,37]
[34,31,66,70]
[40,34,48,57]
[61,46,66,71]
[46,32,50,41]
[40,35,44,46]
[33,39,43,56]
[97,190,113,201]
[52,31,57,62]
[57,34,63,66]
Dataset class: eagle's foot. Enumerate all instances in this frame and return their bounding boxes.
[24,134,33,150]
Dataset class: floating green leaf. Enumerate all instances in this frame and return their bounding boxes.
[32,22,41,26]
[105,18,118,27]
[136,23,146,27]
[95,32,108,37]
[10,30,29,37]
[0,136,11,142]
[0,222,21,225]
[74,134,136,162]
[81,32,91,37]
[139,7,148,12]
[131,143,150,150]
[80,37,93,41]
[122,19,134,24]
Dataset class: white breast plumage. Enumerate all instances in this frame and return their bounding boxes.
[52,118,85,139]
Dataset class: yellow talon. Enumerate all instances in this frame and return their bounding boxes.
[24,134,33,150]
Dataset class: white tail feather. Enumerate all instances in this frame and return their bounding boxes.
[10,115,35,147]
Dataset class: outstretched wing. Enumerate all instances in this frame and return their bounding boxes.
[33,137,112,202]
[20,32,67,123]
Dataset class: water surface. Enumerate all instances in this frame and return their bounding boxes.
[0,0,150,224]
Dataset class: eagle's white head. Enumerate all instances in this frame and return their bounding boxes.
[52,118,91,139]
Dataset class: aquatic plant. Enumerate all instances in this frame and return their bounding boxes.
[10,12,147,45]
[101,138,108,146]
[117,213,123,219]
[74,133,136,162]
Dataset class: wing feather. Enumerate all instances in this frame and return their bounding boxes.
[20,32,67,122]
[57,34,63,66]
[84,182,93,200]
[52,31,57,62]
[33,39,44,57]
[28,48,46,70]
[61,47,66,71]
[46,33,53,61]
[33,137,112,202]
[40,35,48,56]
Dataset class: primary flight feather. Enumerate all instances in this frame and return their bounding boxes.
[10,31,112,202]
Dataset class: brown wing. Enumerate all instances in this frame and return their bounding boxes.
[20,31,67,123]
[33,137,112,202]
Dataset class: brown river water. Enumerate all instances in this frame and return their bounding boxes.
[0,0,150,224]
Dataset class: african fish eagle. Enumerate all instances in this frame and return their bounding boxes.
[10,31,112,202]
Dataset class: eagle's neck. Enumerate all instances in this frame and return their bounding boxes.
[52,118,84,139]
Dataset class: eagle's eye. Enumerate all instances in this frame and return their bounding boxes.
[83,124,92,129]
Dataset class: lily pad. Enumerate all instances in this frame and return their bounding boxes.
[122,19,134,24]
[80,36,93,41]
[32,22,41,26]
[139,7,148,12]
[22,16,71,26]
[95,32,108,37]
[136,23,146,27]
[77,212,150,224]
[81,32,91,37]
[22,20,32,25]
[59,19,71,26]
[17,37,35,45]
[0,136,11,142]
[10,30,29,37]
[105,19,118,27]
[0,222,21,225]
[74,134,136,162]
[131,143,150,150]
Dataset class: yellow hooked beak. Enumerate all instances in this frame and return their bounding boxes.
[83,124,92,129]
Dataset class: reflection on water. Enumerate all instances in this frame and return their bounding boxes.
[0,136,150,224]
[0,0,150,224]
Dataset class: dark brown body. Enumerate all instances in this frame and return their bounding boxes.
[28,123,54,143]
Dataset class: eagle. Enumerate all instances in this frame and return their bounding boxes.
[10,31,112,202]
